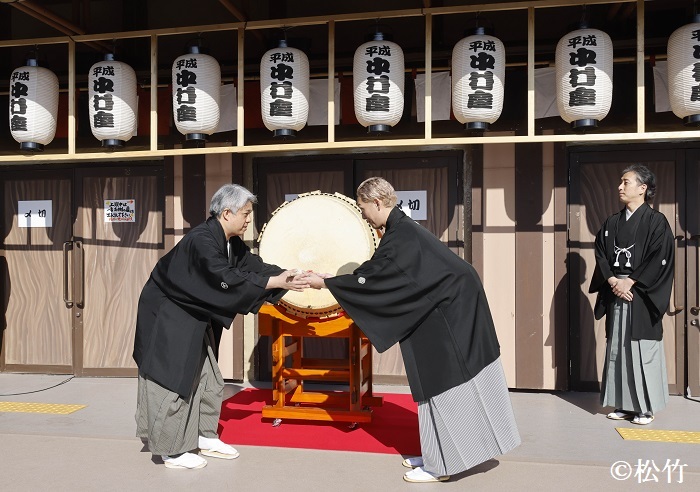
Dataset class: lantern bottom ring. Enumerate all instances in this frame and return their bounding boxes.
[571,119,598,130]
[20,142,44,152]
[466,122,489,131]
[367,124,391,135]
[273,129,296,138]
[185,133,208,142]
[102,139,125,149]
[683,115,700,127]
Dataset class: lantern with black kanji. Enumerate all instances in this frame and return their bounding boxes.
[172,45,221,142]
[668,15,700,126]
[260,39,310,138]
[452,27,506,131]
[9,58,59,152]
[353,32,405,134]
[555,25,613,130]
[88,53,137,149]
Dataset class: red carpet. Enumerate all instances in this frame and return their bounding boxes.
[217,388,420,455]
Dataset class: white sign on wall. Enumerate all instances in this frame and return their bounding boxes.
[18,200,53,228]
[395,190,427,221]
[104,199,136,222]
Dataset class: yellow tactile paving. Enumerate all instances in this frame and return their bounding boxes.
[616,428,700,444]
[0,402,86,415]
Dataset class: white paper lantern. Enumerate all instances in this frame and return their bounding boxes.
[668,17,700,126]
[88,54,137,148]
[9,59,59,151]
[555,27,613,129]
[260,40,310,137]
[452,28,505,131]
[353,33,405,133]
[172,46,221,141]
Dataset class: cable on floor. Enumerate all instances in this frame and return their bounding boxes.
[0,376,75,396]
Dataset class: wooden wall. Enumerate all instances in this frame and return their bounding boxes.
[472,138,568,390]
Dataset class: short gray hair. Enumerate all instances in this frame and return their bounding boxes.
[209,184,257,217]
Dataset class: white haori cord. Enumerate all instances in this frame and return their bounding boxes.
[613,243,635,268]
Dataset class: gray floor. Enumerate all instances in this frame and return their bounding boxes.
[1,374,699,491]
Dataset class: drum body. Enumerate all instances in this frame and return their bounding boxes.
[258,191,379,318]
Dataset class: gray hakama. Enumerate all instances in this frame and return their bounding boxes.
[417,357,521,476]
[600,297,669,415]
[135,328,223,456]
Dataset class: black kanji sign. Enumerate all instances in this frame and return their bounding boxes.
[270,64,294,81]
[176,70,197,87]
[366,57,391,76]
[176,105,197,122]
[568,87,596,106]
[270,81,293,99]
[469,52,495,71]
[365,75,390,94]
[569,48,597,68]
[93,111,115,128]
[468,71,494,91]
[569,67,596,87]
[365,93,390,112]
[467,90,493,109]
[269,99,293,117]
[365,45,392,57]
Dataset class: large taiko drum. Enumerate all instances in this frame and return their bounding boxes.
[258,191,379,318]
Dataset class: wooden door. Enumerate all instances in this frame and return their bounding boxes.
[569,149,683,394]
[74,165,163,376]
[1,170,74,373]
[686,152,700,397]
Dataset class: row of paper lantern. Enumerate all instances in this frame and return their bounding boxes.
[8,22,700,151]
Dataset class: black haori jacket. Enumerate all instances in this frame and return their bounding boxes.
[133,217,284,397]
[326,207,501,402]
[589,203,675,341]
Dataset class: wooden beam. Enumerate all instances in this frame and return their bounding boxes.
[150,34,158,152]
[237,28,245,147]
[428,0,635,16]
[327,20,335,143]
[636,0,645,133]
[12,0,108,52]
[72,23,243,42]
[527,7,535,137]
[424,13,432,139]
[218,0,249,21]
[217,0,266,44]
[4,130,700,164]
[68,39,76,155]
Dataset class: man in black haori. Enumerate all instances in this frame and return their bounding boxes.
[133,184,308,469]
[303,177,520,483]
[590,164,674,425]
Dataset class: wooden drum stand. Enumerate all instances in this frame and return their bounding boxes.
[257,304,383,426]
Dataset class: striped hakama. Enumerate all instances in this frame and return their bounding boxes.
[135,327,224,456]
[417,357,521,476]
[600,297,669,415]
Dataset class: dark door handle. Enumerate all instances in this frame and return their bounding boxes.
[62,241,73,306]
[671,236,684,311]
[74,240,84,307]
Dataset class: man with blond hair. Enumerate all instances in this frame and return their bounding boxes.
[304,177,520,483]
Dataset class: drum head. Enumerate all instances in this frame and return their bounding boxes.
[258,191,379,318]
